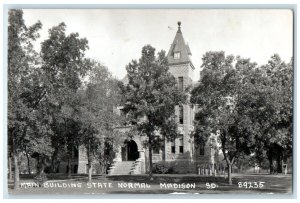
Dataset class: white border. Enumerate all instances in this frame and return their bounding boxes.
[1,0,299,202]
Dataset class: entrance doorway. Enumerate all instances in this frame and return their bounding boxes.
[121,140,139,161]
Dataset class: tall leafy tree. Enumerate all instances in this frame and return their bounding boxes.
[122,45,186,178]
[247,55,293,173]
[77,62,123,182]
[8,9,43,189]
[191,51,258,184]
[40,22,92,177]
[192,51,293,183]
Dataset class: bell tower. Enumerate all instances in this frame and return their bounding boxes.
[165,22,195,165]
[167,21,194,89]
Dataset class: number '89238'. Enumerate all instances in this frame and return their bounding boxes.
[238,182,265,189]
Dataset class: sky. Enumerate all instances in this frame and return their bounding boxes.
[22,9,293,81]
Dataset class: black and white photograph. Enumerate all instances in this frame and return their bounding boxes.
[4,6,294,197]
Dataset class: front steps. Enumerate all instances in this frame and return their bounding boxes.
[109,161,135,175]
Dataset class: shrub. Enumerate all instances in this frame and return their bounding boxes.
[34,172,48,187]
[152,162,174,174]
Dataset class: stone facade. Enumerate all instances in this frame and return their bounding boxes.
[77,145,88,174]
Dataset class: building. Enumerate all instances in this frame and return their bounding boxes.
[74,22,219,175]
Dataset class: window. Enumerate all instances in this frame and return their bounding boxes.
[73,165,78,173]
[174,52,181,59]
[179,105,183,124]
[73,146,78,158]
[171,140,175,153]
[199,143,205,156]
[153,136,160,154]
[178,77,183,91]
[179,135,184,153]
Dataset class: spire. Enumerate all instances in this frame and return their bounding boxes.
[177,21,181,33]
[167,22,194,69]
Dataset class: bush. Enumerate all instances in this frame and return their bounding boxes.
[152,162,174,174]
[34,172,48,187]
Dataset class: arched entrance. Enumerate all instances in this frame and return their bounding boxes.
[121,140,139,161]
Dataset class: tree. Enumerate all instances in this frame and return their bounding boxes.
[8,9,42,189]
[77,62,122,182]
[191,51,258,184]
[246,55,293,173]
[121,45,186,178]
[192,51,293,183]
[40,22,92,177]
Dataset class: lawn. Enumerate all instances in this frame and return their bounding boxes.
[7,173,293,195]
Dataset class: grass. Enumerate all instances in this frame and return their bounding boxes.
[7,173,292,195]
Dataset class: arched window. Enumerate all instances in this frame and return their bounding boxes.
[179,134,184,153]
[171,140,175,154]
[179,105,183,124]
[178,77,183,91]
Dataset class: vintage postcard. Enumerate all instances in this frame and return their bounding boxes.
[5,7,294,197]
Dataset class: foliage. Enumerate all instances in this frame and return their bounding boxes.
[8,9,124,186]
[152,162,174,174]
[8,9,43,189]
[8,9,292,188]
[230,54,292,173]
[39,22,93,176]
[121,45,187,177]
[192,52,264,183]
[77,61,123,180]
[33,172,48,187]
[8,9,123,185]
[191,51,292,182]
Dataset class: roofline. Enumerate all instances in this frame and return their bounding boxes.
[168,61,195,70]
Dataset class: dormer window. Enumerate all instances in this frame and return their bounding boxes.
[174,52,181,59]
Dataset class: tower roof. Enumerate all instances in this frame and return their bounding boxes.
[167,22,194,69]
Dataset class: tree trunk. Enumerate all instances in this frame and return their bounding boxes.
[87,141,92,182]
[162,135,166,162]
[87,154,92,182]
[13,152,20,189]
[64,119,72,178]
[276,152,283,173]
[88,161,92,183]
[224,157,234,185]
[25,151,31,175]
[239,163,243,173]
[39,157,45,175]
[220,129,233,185]
[269,158,273,174]
[37,155,40,173]
[267,150,273,174]
[9,156,13,181]
[99,161,104,174]
[148,134,153,180]
[51,149,58,173]
[12,137,20,189]
[227,163,232,185]
[67,157,72,178]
